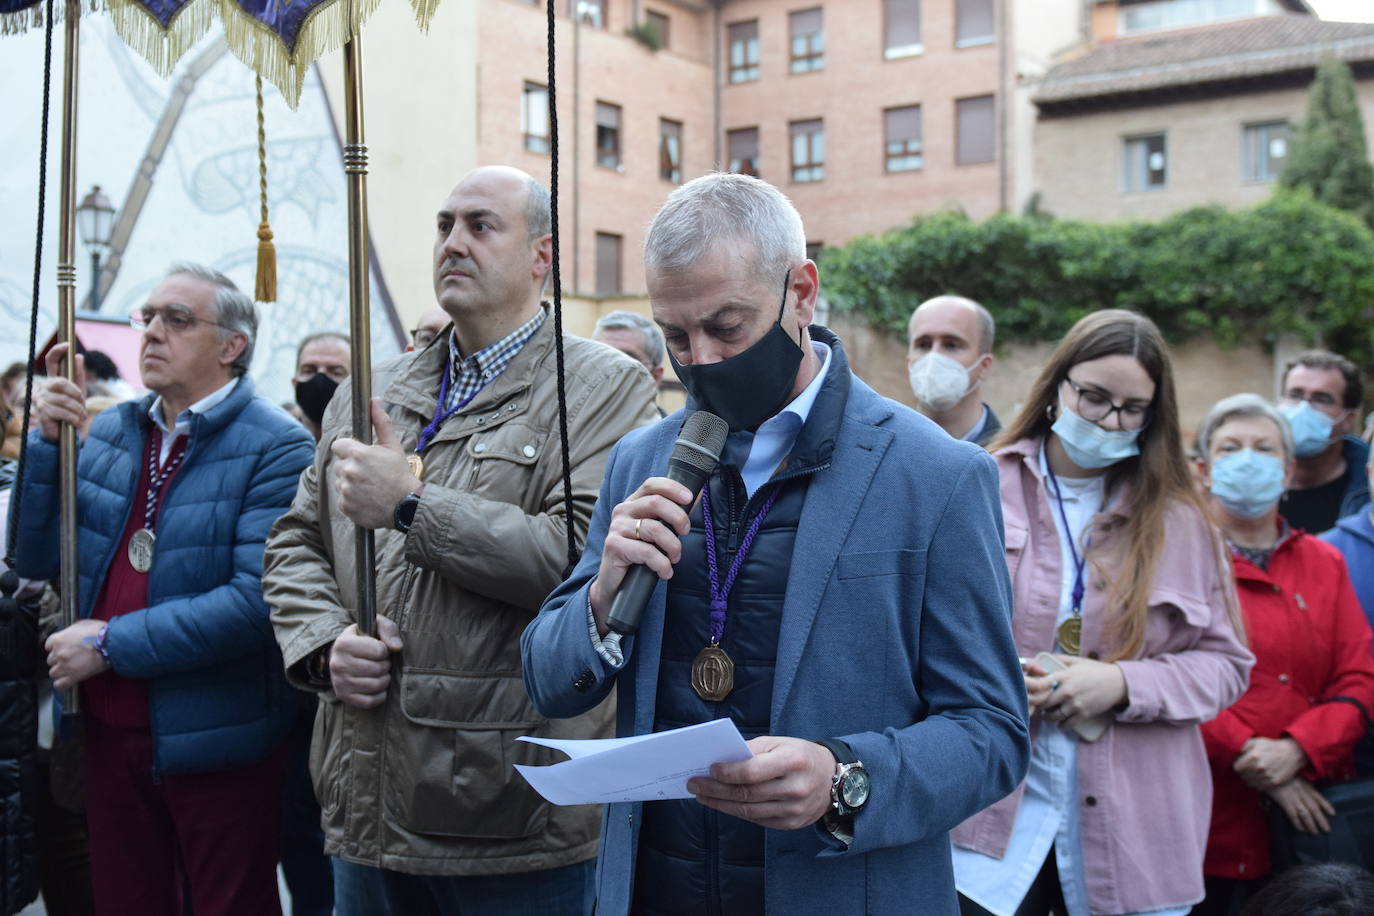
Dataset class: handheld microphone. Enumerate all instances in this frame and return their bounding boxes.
[606,410,729,636]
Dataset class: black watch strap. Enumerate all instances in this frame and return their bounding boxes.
[393,489,423,533]
[816,737,856,766]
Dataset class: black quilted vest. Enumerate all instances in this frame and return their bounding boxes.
[632,332,849,915]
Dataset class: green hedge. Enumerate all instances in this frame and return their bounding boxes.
[818,191,1374,368]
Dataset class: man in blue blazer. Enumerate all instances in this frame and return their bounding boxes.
[17,263,313,916]
[520,174,1030,914]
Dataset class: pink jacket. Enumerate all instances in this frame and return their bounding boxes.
[952,439,1254,915]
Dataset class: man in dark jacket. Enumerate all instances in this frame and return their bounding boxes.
[906,295,1001,446]
[15,263,314,916]
[521,173,1029,915]
[1278,350,1371,533]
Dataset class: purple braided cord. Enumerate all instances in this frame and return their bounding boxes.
[701,483,781,644]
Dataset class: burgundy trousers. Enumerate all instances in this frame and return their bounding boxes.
[84,718,285,916]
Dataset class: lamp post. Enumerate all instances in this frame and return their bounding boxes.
[76,184,115,310]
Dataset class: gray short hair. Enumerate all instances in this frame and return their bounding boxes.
[525,177,552,242]
[1197,393,1295,461]
[644,172,806,284]
[594,310,664,368]
[166,262,258,377]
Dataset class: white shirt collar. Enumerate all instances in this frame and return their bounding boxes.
[148,377,240,436]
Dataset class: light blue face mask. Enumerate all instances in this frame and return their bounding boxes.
[1280,400,1337,458]
[1210,449,1286,519]
[1050,398,1141,470]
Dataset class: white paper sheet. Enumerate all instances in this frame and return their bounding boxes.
[514,718,753,806]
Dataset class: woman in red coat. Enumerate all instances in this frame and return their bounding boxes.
[1195,394,1374,914]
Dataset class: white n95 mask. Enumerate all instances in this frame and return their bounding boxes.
[909,351,976,413]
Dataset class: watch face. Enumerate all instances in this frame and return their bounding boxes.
[840,768,870,809]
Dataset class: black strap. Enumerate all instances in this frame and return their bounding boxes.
[545,0,577,573]
[5,0,56,570]
[816,737,856,766]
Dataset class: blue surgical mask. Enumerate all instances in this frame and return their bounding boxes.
[1280,400,1336,458]
[1051,397,1141,469]
[1210,449,1286,519]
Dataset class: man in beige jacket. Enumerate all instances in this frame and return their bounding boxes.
[264,166,657,914]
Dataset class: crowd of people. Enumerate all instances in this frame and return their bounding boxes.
[1,166,1373,916]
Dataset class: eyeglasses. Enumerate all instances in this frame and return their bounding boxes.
[130,305,233,334]
[1063,377,1153,431]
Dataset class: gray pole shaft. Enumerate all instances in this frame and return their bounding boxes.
[56,0,81,714]
[342,38,377,637]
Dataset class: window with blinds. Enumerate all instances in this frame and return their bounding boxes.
[728,127,760,177]
[521,82,550,155]
[660,119,683,183]
[956,95,995,165]
[596,102,622,169]
[885,106,922,172]
[790,8,824,73]
[595,232,622,296]
[884,0,921,59]
[729,20,760,83]
[790,119,825,183]
[956,0,995,47]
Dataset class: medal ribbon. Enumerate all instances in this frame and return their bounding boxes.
[1044,460,1089,616]
[143,428,188,530]
[415,350,489,454]
[700,482,781,645]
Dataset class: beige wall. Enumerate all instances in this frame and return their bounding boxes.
[318,0,480,330]
[1034,80,1374,221]
[1010,0,1086,211]
[566,293,1276,438]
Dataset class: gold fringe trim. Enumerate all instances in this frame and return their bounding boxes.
[216,0,383,108]
[1,0,104,37]
[104,0,385,109]
[410,0,439,33]
[106,0,217,79]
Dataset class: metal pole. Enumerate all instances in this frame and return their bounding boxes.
[342,37,377,637]
[90,250,101,311]
[56,0,80,715]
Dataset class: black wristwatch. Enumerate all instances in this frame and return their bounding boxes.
[816,737,870,821]
[393,488,423,533]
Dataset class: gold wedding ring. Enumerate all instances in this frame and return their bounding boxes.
[634,518,644,541]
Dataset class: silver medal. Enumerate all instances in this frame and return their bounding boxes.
[128,527,156,574]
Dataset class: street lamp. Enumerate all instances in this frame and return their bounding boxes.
[76,184,115,310]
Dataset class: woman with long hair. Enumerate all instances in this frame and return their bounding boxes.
[1193,394,1374,914]
[951,310,1254,916]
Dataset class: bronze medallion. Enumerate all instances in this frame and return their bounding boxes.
[1057,617,1082,656]
[691,644,735,702]
[407,453,425,481]
[128,528,156,574]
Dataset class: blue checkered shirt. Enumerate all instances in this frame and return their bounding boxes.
[444,308,547,411]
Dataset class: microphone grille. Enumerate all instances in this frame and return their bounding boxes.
[673,410,729,472]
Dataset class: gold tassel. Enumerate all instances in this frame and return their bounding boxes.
[254,74,276,302]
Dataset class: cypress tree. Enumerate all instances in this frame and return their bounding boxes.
[1280,56,1374,226]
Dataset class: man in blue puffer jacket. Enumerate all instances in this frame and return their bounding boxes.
[12,263,313,916]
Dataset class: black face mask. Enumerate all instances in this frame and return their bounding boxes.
[668,272,804,432]
[295,373,339,427]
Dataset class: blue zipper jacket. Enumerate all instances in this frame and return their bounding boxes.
[12,377,314,774]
